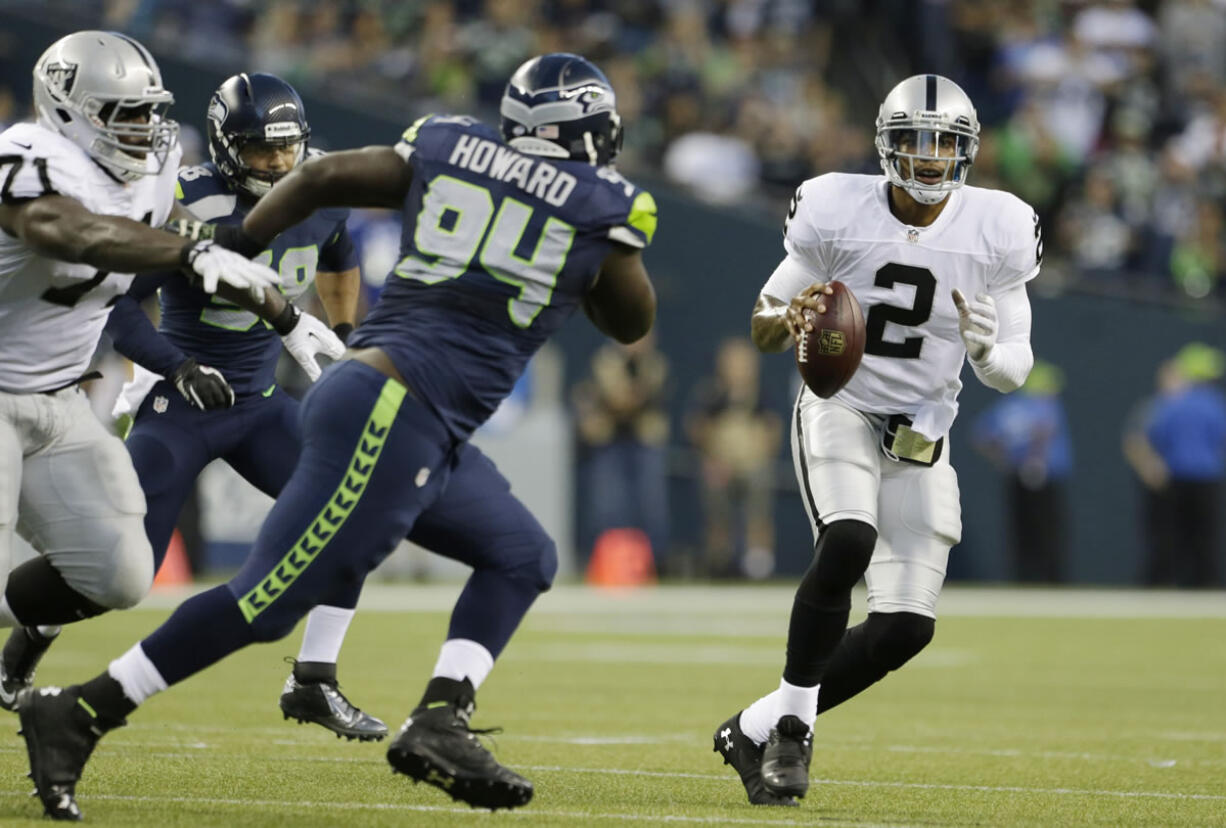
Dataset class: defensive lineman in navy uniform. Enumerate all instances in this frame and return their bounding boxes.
[18,53,656,818]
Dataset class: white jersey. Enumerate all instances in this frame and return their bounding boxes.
[0,122,181,393]
[768,172,1040,438]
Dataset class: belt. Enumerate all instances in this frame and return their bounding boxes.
[38,370,103,395]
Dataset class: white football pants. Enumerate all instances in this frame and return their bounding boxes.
[0,386,152,617]
[790,389,961,618]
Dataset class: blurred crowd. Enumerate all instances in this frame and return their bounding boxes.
[3,0,1226,303]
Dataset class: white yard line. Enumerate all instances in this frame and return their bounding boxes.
[1,744,1218,802]
[139,583,1226,619]
[0,791,918,827]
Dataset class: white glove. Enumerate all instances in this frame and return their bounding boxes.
[952,289,997,362]
[280,307,346,382]
[182,240,278,300]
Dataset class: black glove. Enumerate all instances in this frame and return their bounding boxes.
[164,219,265,258]
[171,358,235,411]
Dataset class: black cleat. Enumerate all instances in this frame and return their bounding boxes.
[386,697,533,811]
[17,685,122,821]
[279,673,388,741]
[713,712,798,806]
[761,714,813,799]
[0,626,60,712]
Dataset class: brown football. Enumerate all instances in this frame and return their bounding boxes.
[794,281,865,398]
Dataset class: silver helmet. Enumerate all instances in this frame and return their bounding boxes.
[875,74,979,205]
[32,31,179,182]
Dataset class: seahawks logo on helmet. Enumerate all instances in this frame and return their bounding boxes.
[207,95,228,131]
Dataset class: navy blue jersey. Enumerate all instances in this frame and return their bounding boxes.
[350,115,657,440]
[154,161,358,395]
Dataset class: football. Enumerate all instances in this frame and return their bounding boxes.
[794,281,865,398]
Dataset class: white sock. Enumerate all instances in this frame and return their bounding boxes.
[738,688,781,746]
[431,639,494,690]
[107,643,168,705]
[739,678,820,744]
[297,605,355,664]
[36,625,61,639]
[777,677,819,731]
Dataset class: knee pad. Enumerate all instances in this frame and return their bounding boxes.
[514,537,558,592]
[812,519,878,596]
[535,538,558,591]
[493,532,558,593]
[91,520,155,609]
[864,611,934,671]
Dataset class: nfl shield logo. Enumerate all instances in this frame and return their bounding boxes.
[153,396,169,414]
[906,227,920,244]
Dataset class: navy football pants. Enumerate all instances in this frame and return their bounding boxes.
[126,381,363,610]
[141,361,556,686]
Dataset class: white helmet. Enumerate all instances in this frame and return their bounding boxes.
[875,74,979,205]
[32,31,179,182]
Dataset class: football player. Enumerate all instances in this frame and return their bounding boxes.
[0,31,284,718]
[714,75,1039,806]
[12,72,381,741]
[17,53,657,818]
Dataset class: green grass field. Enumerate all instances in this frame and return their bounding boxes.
[0,583,1222,827]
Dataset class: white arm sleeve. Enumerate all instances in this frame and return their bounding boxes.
[760,254,820,303]
[970,283,1033,393]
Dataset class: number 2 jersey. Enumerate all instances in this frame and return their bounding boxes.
[770,172,1040,439]
[113,159,357,397]
[0,122,181,393]
[349,115,657,441]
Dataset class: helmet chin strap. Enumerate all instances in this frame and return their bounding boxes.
[902,184,950,206]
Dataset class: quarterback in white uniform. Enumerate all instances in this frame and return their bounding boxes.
[713,75,1039,806]
[0,31,285,714]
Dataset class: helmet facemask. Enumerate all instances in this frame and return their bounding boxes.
[876,123,978,205]
[230,132,307,198]
[89,98,178,179]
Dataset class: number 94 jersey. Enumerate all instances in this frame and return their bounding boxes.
[780,172,1040,437]
[351,114,657,442]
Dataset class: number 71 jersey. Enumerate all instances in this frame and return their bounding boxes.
[782,172,1040,437]
[351,114,657,441]
[0,122,180,392]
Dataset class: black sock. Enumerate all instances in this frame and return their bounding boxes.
[4,557,107,625]
[814,621,883,714]
[293,660,337,684]
[78,673,137,724]
[781,520,877,687]
[817,612,935,715]
[417,676,474,709]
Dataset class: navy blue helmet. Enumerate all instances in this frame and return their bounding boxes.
[499,53,622,166]
[206,72,310,198]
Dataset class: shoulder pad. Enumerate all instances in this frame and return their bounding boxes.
[394,114,486,162]
[176,165,237,221]
[0,124,91,202]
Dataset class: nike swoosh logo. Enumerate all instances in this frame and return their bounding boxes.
[12,141,31,150]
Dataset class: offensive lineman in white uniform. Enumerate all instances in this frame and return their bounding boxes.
[713,75,1039,806]
[0,31,339,716]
